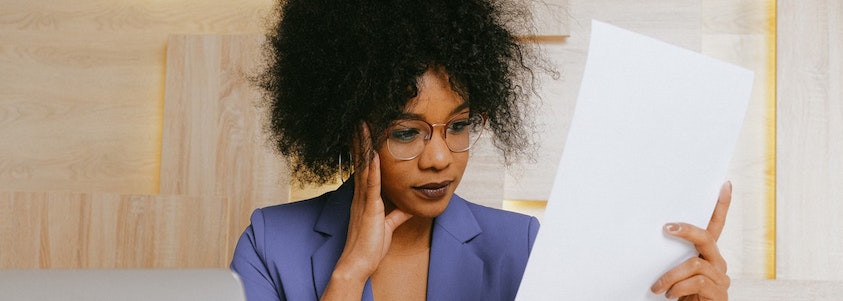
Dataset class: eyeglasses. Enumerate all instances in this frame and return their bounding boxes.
[385,112,486,160]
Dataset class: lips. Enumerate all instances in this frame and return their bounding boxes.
[412,181,452,200]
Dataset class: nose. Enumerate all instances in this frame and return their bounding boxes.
[417,130,453,170]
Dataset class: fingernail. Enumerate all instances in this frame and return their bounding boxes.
[650,279,661,292]
[665,289,672,299]
[665,223,681,233]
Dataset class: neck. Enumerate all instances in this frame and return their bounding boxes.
[384,202,433,255]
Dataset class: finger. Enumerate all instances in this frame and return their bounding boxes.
[664,223,727,273]
[364,152,383,211]
[707,181,732,241]
[651,256,729,294]
[664,274,728,300]
[351,123,376,216]
[384,207,413,233]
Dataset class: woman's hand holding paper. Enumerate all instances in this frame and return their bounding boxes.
[651,181,732,300]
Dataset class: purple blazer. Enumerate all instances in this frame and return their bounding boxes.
[230,180,540,301]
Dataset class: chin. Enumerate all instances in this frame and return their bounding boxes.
[391,194,452,219]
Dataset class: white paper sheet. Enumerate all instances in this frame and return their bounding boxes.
[515,20,753,300]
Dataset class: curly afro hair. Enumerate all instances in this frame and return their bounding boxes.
[258,0,547,185]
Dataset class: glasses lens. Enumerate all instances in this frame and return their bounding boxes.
[444,115,484,152]
[387,120,429,160]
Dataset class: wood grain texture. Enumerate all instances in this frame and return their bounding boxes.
[777,0,843,281]
[730,279,843,301]
[160,35,289,239]
[455,136,506,208]
[0,31,163,194]
[0,0,565,36]
[701,0,777,279]
[0,0,274,33]
[0,192,230,268]
[0,0,275,194]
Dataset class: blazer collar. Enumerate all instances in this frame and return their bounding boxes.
[432,194,482,243]
[311,180,376,299]
[427,194,485,300]
[313,179,354,237]
[310,180,484,300]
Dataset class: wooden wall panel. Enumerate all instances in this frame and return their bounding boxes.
[701,0,776,280]
[730,279,843,301]
[160,34,289,237]
[0,0,273,33]
[0,0,274,194]
[777,0,843,281]
[455,137,506,208]
[0,192,230,268]
[0,31,163,193]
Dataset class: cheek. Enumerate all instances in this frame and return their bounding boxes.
[375,149,408,196]
[451,152,469,181]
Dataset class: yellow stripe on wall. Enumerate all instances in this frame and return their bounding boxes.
[766,0,778,280]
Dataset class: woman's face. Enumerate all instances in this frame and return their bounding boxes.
[376,68,469,219]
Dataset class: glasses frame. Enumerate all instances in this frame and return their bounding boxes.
[385,112,487,161]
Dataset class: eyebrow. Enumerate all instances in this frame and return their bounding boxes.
[395,102,470,121]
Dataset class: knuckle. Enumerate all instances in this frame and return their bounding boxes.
[708,236,718,246]
[692,257,704,269]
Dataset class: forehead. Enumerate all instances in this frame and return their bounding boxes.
[400,68,469,120]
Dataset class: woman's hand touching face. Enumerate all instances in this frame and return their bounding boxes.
[650,182,732,301]
[320,123,414,300]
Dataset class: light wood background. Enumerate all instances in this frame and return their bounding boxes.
[1,0,841,295]
[0,192,231,268]
[159,34,289,239]
[777,0,843,282]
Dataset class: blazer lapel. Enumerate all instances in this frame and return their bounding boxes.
[311,180,376,300]
[311,184,480,301]
[427,195,484,300]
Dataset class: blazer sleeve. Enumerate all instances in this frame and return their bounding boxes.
[230,209,285,301]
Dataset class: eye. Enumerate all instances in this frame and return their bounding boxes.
[447,119,471,134]
[389,127,421,143]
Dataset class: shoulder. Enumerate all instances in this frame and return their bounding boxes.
[463,200,540,236]
[251,194,331,232]
[234,189,349,269]
[449,197,540,298]
[450,197,540,255]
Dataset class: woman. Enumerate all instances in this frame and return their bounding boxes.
[230,0,731,300]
